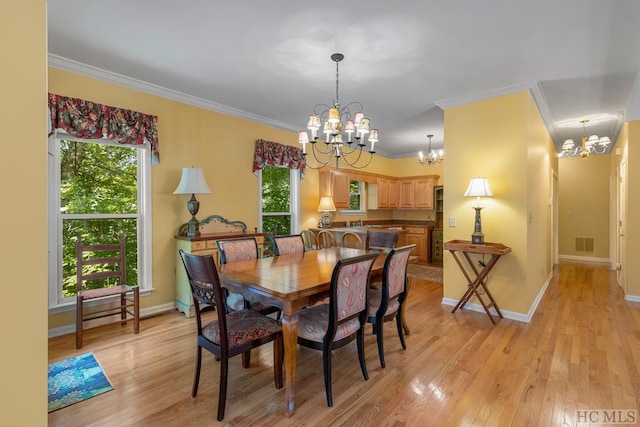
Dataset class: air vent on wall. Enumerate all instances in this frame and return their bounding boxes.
[575,237,594,252]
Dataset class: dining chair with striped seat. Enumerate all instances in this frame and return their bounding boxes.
[217,237,281,320]
[367,244,415,368]
[270,234,305,256]
[297,252,378,407]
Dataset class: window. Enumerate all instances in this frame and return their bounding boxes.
[259,165,300,235]
[341,180,365,214]
[48,136,152,310]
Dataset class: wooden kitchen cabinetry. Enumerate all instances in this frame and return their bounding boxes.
[398,176,437,209]
[404,226,431,262]
[367,177,398,209]
[319,169,350,209]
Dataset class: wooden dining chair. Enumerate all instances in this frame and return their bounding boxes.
[300,229,318,250]
[367,244,415,368]
[297,252,378,407]
[365,230,399,253]
[217,237,281,319]
[270,234,305,255]
[340,231,364,249]
[75,235,139,349]
[178,250,283,421]
[317,229,337,249]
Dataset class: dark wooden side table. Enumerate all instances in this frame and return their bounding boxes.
[443,239,512,324]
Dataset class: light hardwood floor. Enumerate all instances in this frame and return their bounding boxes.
[48,262,640,426]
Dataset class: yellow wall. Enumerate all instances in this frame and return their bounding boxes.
[558,154,611,259]
[614,120,640,297]
[443,91,555,315]
[48,68,445,329]
[1,0,48,424]
[48,68,318,328]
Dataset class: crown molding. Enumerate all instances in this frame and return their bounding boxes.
[47,54,300,133]
[434,81,536,110]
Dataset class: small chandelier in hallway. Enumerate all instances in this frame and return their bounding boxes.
[560,119,611,158]
[417,134,443,166]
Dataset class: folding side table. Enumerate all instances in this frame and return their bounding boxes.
[443,240,511,324]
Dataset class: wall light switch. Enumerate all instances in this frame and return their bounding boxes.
[449,217,456,227]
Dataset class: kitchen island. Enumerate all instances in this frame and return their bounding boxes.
[309,222,434,262]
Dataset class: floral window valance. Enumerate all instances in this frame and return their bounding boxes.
[48,93,160,163]
[252,139,306,177]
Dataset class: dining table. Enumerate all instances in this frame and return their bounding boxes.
[217,246,405,416]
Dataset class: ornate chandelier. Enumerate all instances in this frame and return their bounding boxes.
[417,134,443,166]
[298,53,378,169]
[560,119,611,158]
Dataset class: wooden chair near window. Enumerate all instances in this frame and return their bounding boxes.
[178,250,283,421]
[300,229,318,251]
[340,231,364,249]
[270,234,305,255]
[75,235,139,349]
[367,244,415,368]
[217,237,281,319]
[297,252,378,407]
[317,229,338,249]
[365,230,399,253]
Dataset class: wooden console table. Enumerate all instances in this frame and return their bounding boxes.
[443,239,511,324]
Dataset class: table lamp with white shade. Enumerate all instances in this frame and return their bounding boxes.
[174,167,212,237]
[317,196,337,228]
[464,177,493,244]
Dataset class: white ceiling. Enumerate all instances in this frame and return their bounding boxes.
[47,0,640,158]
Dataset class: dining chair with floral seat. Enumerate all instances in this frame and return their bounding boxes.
[297,252,378,407]
[178,249,284,421]
[217,237,281,320]
[367,244,415,368]
[270,234,305,256]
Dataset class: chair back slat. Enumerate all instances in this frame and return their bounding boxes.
[217,237,259,264]
[77,235,126,293]
[271,235,305,256]
[178,250,228,336]
[340,232,364,249]
[317,230,337,249]
[301,230,318,250]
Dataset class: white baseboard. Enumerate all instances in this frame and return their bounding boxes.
[625,294,640,303]
[558,254,611,265]
[48,303,176,338]
[441,271,553,324]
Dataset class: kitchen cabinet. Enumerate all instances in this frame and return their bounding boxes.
[319,170,350,209]
[404,226,431,262]
[398,176,436,209]
[431,228,443,264]
[367,177,398,209]
[434,186,444,228]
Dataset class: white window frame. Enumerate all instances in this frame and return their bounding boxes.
[258,167,300,234]
[47,132,153,312]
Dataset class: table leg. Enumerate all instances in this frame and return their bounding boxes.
[281,312,299,416]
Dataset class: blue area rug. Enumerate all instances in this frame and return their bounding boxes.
[48,352,114,412]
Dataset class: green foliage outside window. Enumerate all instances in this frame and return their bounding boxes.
[261,166,291,236]
[60,140,139,297]
[349,180,362,210]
